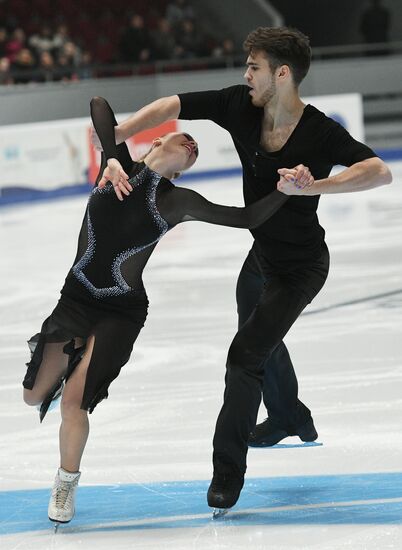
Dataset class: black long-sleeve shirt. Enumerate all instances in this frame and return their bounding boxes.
[61,96,287,308]
[179,85,377,268]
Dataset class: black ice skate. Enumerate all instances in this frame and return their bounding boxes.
[248,417,318,447]
[207,470,244,517]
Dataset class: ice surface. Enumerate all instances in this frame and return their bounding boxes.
[1,164,402,549]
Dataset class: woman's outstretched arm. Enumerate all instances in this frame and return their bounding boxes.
[90,96,134,198]
[158,186,288,229]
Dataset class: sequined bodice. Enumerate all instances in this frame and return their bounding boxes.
[66,164,169,300]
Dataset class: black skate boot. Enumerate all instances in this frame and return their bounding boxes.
[248,417,318,447]
[207,469,244,517]
[295,418,318,442]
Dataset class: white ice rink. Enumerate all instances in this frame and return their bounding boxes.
[1,163,402,549]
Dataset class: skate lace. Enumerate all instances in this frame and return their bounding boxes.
[54,479,77,509]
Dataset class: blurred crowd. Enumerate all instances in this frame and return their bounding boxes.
[0,0,240,85]
[0,24,93,84]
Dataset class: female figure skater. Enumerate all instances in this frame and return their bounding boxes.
[23,96,289,524]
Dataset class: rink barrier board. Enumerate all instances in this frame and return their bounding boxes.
[0,149,401,207]
[0,93,370,207]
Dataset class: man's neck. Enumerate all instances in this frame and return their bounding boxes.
[263,92,305,130]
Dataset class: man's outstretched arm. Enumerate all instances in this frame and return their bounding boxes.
[92,95,181,150]
[277,158,392,196]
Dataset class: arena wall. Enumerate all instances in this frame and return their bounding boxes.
[0,93,369,205]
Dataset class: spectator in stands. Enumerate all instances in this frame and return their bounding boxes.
[211,37,244,68]
[37,50,56,82]
[151,17,182,60]
[53,23,72,53]
[212,37,238,59]
[56,52,77,81]
[61,41,82,67]
[0,56,13,85]
[166,0,195,28]
[175,18,206,58]
[359,0,391,54]
[5,28,27,62]
[0,27,8,58]
[77,50,94,80]
[11,47,36,84]
[29,25,59,59]
[119,14,152,64]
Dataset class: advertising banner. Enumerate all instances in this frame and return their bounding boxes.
[0,93,366,204]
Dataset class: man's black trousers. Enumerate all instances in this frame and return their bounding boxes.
[212,242,330,474]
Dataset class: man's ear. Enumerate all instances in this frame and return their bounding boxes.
[152,138,162,147]
[277,64,290,80]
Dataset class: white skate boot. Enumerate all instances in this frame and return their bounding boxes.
[48,467,81,523]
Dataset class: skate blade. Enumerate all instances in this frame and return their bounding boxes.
[52,522,60,533]
[49,517,70,532]
[212,507,231,519]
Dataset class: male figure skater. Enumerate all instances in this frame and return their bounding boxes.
[93,27,392,510]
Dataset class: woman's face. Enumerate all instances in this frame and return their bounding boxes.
[158,132,199,170]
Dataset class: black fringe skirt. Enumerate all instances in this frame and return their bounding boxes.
[23,292,148,417]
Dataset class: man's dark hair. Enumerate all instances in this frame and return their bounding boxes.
[243,27,311,86]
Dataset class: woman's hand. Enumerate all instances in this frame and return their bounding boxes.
[277,164,315,195]
[98,158,132,201]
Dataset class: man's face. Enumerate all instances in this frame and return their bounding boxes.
[244,50,277,107]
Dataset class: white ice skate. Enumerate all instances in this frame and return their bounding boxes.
[48,467,81,524]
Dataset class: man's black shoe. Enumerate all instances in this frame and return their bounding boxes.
[207,470,244,510]
[296,418,318,442]
[248,417,318,447]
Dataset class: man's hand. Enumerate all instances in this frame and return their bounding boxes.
[277,164,314,195]
[98,158,132,201]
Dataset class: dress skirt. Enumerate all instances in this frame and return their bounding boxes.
[23,291,149,417]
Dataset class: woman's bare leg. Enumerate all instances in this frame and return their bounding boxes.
[23,342,70,406]
[59,335,95,472]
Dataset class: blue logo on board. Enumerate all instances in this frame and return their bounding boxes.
[3,146,19,160]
